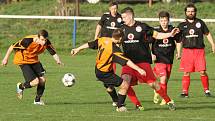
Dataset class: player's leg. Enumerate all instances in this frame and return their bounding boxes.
[104,85,118,107]
[127,86,144,110]
[181,72,190,97]
[33,62,46,105]
[17,64,40,99]
[199,71,211,97]
[149,82,176,111]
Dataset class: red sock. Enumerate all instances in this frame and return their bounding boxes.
[159,83,167,94]
[201,75,209,92]
[182,76,190,94]
[127,86,141,106]
[113,63,116,73]
[156,88,171,103]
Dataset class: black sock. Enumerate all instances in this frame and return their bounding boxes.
[23,82,32,89]
[35,84,45,102]
[117,93,126,108]
[107,88,118,102]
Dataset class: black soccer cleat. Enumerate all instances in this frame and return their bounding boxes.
[205,92,212,97]
[180,93,189,98]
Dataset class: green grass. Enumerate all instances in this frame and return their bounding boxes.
[0,54,215,121]
[0,1,215,120]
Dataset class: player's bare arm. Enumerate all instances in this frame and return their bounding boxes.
[153,28,180,40]
[94,24,101,39]
[126,60,146,76]
[71,43,89,56]
[1,45,13,66]
[206,33,215,53]
[53,54,64,65]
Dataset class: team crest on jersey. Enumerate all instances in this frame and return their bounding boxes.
[136,26,142,32]
[128,33,134,40]
[111,22,116,27]
[117,18,122,23]
[196,22,201,28]
[189,29,195,35]
[163,39,169,44]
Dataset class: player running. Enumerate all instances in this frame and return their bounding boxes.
[71,29,146,112]
[120,7,178,111]
[1,30,63,105]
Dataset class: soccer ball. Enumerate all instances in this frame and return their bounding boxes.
[86,0,100,4]
[62,73,75,87]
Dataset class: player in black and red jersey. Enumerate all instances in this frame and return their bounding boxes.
[94,1,123,39]
[120,7,178,111]
[151,11,181,105]
[71,29,146,112]
[177,3,215,98]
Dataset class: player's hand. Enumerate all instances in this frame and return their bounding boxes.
[176,53,181,60]
[137,69,146,76]
[171,28,180,36]
[212,44,215,54]
[71,48,79,56]
[1,58,8,66]
[151,54,156,61]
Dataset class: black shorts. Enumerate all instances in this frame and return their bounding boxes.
[95,68,123,88]
[19,62,46,82]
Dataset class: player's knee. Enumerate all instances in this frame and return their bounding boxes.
[183,72,190,76]
[39,77,46,83]
[121,74,132,83]
[200,71,207,76]
[106,87,114,92]
[30,78,40,86]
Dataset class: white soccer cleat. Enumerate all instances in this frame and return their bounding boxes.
[16,82,23,99]
[160,99,166,106]
[34,100,45,106]
[116,106,128,112]
[112,102,117,107]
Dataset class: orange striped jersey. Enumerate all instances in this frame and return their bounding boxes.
[88,37,129,72]
[13,35,56,65]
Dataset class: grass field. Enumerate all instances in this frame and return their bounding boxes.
[0,53,215,121]
[0,1,215,121]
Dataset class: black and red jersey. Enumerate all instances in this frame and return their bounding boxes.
[88,37,129,72]
[98,12,123,38]
[121,21,155,64]
[177,18,209,49]
[151,25,180,64]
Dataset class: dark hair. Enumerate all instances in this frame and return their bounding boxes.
[121,7,134,16]
[184,3,197,12]
[159,11,170,20]
[112,29,124,40]
[109,1,118,8]
[38,29,48,38]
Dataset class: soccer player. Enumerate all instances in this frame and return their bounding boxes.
[120,7,178,111]
[94,1,123,107]
[71,29,146,112]
[94,1,123,39]
[1,30,63,105]
[151,11,181,105]
[177,3,215,97]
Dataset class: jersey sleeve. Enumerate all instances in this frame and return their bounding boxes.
[46,39,56,55]
[201,20,209,35]
[13,38,33,50]
[142,23,155,37]
[98,14,106,27]
[112,44,128,66]
[88,39,98,49]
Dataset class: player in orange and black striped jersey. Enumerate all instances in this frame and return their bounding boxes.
[2,30,63,105]
[71,29,146,112]
[94,1,123,39]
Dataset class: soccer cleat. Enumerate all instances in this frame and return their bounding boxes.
[180,93,189,98]
[159,99,166,106]
[116,106,128,112]
[205,90,212,97]
[16,82,23,99]
[153,90,159,104]
[33,100,45,105]
[136,105,144,111]
[167,100,176,111]
[112,102,117,107]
